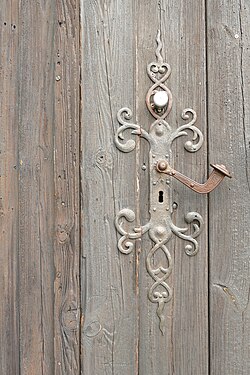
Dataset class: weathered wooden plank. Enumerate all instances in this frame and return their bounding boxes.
[0,2,19,373]
[54,1,81,374]
[17,2,55,373]
[80,1,139,373]
[207,1,250,373]
[136,1,208,374]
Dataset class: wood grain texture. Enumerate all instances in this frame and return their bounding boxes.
[54,1,81,374]
[1,0,250,373]
[0,1,81,374]
[207,1,250,373]
[80,1,139,374]
[17,1,55,374]
[0,2,19,373]
[136,1,208,374]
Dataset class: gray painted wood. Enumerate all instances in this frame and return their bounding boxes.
[0,2,19,374]
[54,1,81,374]
[136,1,208,374]
[0,1,81,374]
[1,0,249,373]
[80,1,139,373]
[207,1,250,374]
[17,1,55,373]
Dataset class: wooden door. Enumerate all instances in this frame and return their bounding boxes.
[0,1,249,374]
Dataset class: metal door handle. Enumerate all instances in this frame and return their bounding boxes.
[156,160,232,194]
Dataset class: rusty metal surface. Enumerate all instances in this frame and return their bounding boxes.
[156,160,232,194]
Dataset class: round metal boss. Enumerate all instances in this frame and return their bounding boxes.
[153,91,168,108]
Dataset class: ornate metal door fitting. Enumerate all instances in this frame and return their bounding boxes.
[114,31,231,334]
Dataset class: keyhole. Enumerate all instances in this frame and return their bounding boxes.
[158,191,164,203]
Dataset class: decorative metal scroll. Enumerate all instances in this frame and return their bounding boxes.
[114,30,204,334]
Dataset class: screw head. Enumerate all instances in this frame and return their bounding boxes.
[157,160,168,172]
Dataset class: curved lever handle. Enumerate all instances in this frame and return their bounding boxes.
[156,160,232,194]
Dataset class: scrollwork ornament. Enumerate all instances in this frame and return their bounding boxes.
[114,30,205,334]
[170,212,204,256]
[115,108,150,153]
[146,225,173,334]
[145,30,173,120]
[115,208,141,254]
[170,108,204,152]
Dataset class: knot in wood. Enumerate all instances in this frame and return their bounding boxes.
[61,308,79,331]
[57,228,69,243]
[84,320,102,338]
[95,149,113,168]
